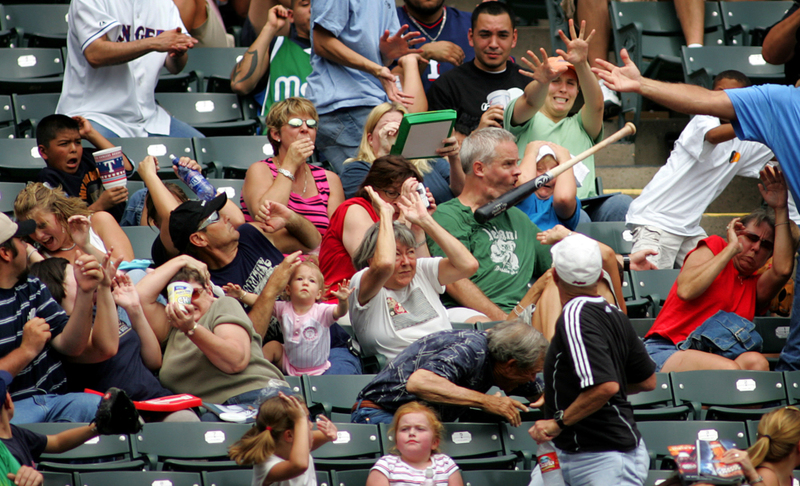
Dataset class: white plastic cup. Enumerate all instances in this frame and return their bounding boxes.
[167,281,193,307]
[487,90,511,108]
[93,146,127,189]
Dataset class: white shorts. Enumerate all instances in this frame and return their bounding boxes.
[630,225,706,269]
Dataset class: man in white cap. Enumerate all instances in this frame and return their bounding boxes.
[0,213,118,423]
[530,233,656,486]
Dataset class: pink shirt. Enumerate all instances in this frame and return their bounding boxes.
[274,301,336,376]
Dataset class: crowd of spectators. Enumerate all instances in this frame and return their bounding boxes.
[3,0,800,484]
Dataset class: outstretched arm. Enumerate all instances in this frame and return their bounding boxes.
[762,7,800,65]
[231,5,290,95]
[593,49,736,120]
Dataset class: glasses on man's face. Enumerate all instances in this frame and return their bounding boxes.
[286,118,318,129]
[743,232,774,252]
[198,211,220,231]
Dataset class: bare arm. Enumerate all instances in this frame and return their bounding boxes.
[755,166,795,308]
[231,5,289,95]
[114,273,162,370]
[627,373,657,395]
[676,240,737,301]
[704,123,737,144]
[396,54,428,113]
[326,171,345,219]
[92,212,135,262]
[83,28,196,69]
[68,265,120,364]
[444,280,507,321]
[45,425,98,453]
[247,251,301,337]
[341,204,377,257]
[530,381,619,443]
[511,49,557,125]
[557,20,603,138]
[355,188,396,306]
[50,254,105,357]
[762,7,800,65]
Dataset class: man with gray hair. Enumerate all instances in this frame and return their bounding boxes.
[427,127,553,322]
[352,320,548,425]
[530,233,655,486]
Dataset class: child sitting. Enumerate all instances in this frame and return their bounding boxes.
[367,401,463,486]
[225,260,352,376]
[516,141,580,231]
[228,391,337,486]
[36,114,134,223]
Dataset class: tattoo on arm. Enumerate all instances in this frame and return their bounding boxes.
[231,49,260,84]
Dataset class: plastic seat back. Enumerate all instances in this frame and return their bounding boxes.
[193,135,273,178]
[133,422,251,471]
[671,370,786,420]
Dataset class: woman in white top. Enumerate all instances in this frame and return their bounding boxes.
[14,182,133,264]
[348,186,478,361]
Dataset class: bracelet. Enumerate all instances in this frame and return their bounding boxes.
[185,322,198,336]
[750,475,764,484]
[622,255,631,272]
[513,303,525,317]
[775,222,790,227]
[276,168,295,182]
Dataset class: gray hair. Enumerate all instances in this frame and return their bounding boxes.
[741,206,775,230]
[487,320,549,370]
[460,127,517,174]
[352,221,418,271]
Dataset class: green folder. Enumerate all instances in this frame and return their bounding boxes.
[390,109,457,159]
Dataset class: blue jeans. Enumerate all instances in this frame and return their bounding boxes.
[90,117,205,139]
[557,438,649,486]
[583,194,634,222]
[120,188,148,227]
[350,400,394,424]
[316,106,374,174]
[777,253,800,371]
[325,347,362,375]
[11,393,102,424]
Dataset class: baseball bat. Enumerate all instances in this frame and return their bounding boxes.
[474,122,637,224]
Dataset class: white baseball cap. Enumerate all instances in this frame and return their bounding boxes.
[551,233,602,287]
[0,213,34,246]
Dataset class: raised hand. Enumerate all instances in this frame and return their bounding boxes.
[726,217,746,253]
[555,19,595,66]
[520,48,568,84]
[365,186,396,218]
[72,116,93,139]
[266,4,292,33]
[396,189,430,227]
[379,25,424,62]
[758,165,788,210]
[279,391,308,422]
[256,200,291,232]
[21,317,51,358]
[330,279,353,302]
[376,67,415,107]
[165,300,195,333]
[592,48,642,94]
[421,40,465,65]
[112,272,141,310]
[376,120,401,156]
[316,415,339,442]
[73,251,104,293]
[267,251,303,292]
[100,249,118,288]
[223,283,246,300]
[283,139,315,172]
[67,215,92,250]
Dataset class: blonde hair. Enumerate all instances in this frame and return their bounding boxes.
[283,259,325,302]
[228,395,306,465]
[344,102,432,174]
[14,183,92,225]
[265,97,319,155]
[388,401,444,455]
[747,407,800,467]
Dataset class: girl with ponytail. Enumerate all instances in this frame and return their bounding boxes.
[229,392,338,486]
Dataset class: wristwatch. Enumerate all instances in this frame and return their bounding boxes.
[553,410,566,429]
[276,168,295,181]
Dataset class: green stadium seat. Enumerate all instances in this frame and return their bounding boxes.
[671,370,786,420]
[132,422,251,471]
[0,48,64,95]
[720,1,793,46]
[682,46,784,89]
[155,93,258,137]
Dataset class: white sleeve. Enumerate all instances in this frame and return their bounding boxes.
[416,257,445,295]
[733,141,775,179]
[71,0,121,52]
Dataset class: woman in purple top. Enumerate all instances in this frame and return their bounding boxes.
[241,98,345,239]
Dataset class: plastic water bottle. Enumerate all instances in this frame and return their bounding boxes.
[537,441,566,486]
[171,154,216,201]
[421,467,435,486]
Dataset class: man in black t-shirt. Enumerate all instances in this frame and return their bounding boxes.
[427,2,528,140]
[530,234,656,486]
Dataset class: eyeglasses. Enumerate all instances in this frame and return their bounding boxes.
[286,118,318,129]
[381,188,402,200]
[743,232,774,252]
[190,286,206,299]
[198,211,220,231]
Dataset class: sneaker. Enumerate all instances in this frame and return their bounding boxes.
[600,79,621,119]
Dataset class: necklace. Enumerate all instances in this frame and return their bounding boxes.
[406,7,447,43]
[275,159,308,197]
[60,241,76,251]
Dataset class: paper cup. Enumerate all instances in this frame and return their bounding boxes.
[93,146,127,189]
[487,90,511,108]
[167,281,193,307]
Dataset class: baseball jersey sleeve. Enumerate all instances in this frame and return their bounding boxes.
[71,0,121,53]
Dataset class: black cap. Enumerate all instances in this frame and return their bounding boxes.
[168,194,227,253]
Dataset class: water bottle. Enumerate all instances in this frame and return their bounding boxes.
[537,441,566,486]
[171,154,216,201]
[421,467,435,486]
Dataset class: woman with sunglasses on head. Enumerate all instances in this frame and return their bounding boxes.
[241,97,345,240]
[642,166,797,373]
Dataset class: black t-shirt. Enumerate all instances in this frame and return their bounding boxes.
[37,149,131,223]
[63,310,173,401]
[427,60,530,135]
[209,223,284,294]
[2,425,47,467]
[545,296,655,453]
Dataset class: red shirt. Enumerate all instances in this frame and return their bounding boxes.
[646,235,761,344]
[319,197,378,301]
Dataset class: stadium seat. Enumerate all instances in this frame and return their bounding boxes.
[543,0,567,53]
[461,469,533,486]
[637,420,748,469]
[720,1,793,46]
[501,421,538,469]
[609,1,724,134]
[459,387,541,424]
[203,469,331,486]
[0,138,47,182]
[302,374,376,422]
[133,422,251,471]
[330,469,371,486]
[671,370,786,420]
[156,66,195,93]
[1,4,69,48]
[629,269,680,318]
[311,422,383,471]
[0,181,26,214]
[0,48,65,95]
[183,47,248,93]
[646,469,678,485]
[451,322,476,331]
[755,316,790,369]
[575,221,633,254]
[474,321,503,331]
[682,46,784,89]
[193,135,273,179]
[19,423,144,473]
[284,375,304,398]
[629,372,693,421]
[121,226,158,261]
[629,318,656,338]
[106,137,195,181]
[380,422,517,470]
[745,419,761,446]
[155,93,258,137]
[78,471,202,486]
[0,95,14,139]
[42,471,74,486]
[782,370,800,404]
[12,92,61,139]
[206,179,245,207]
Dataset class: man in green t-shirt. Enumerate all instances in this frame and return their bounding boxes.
[427,128,553,322]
